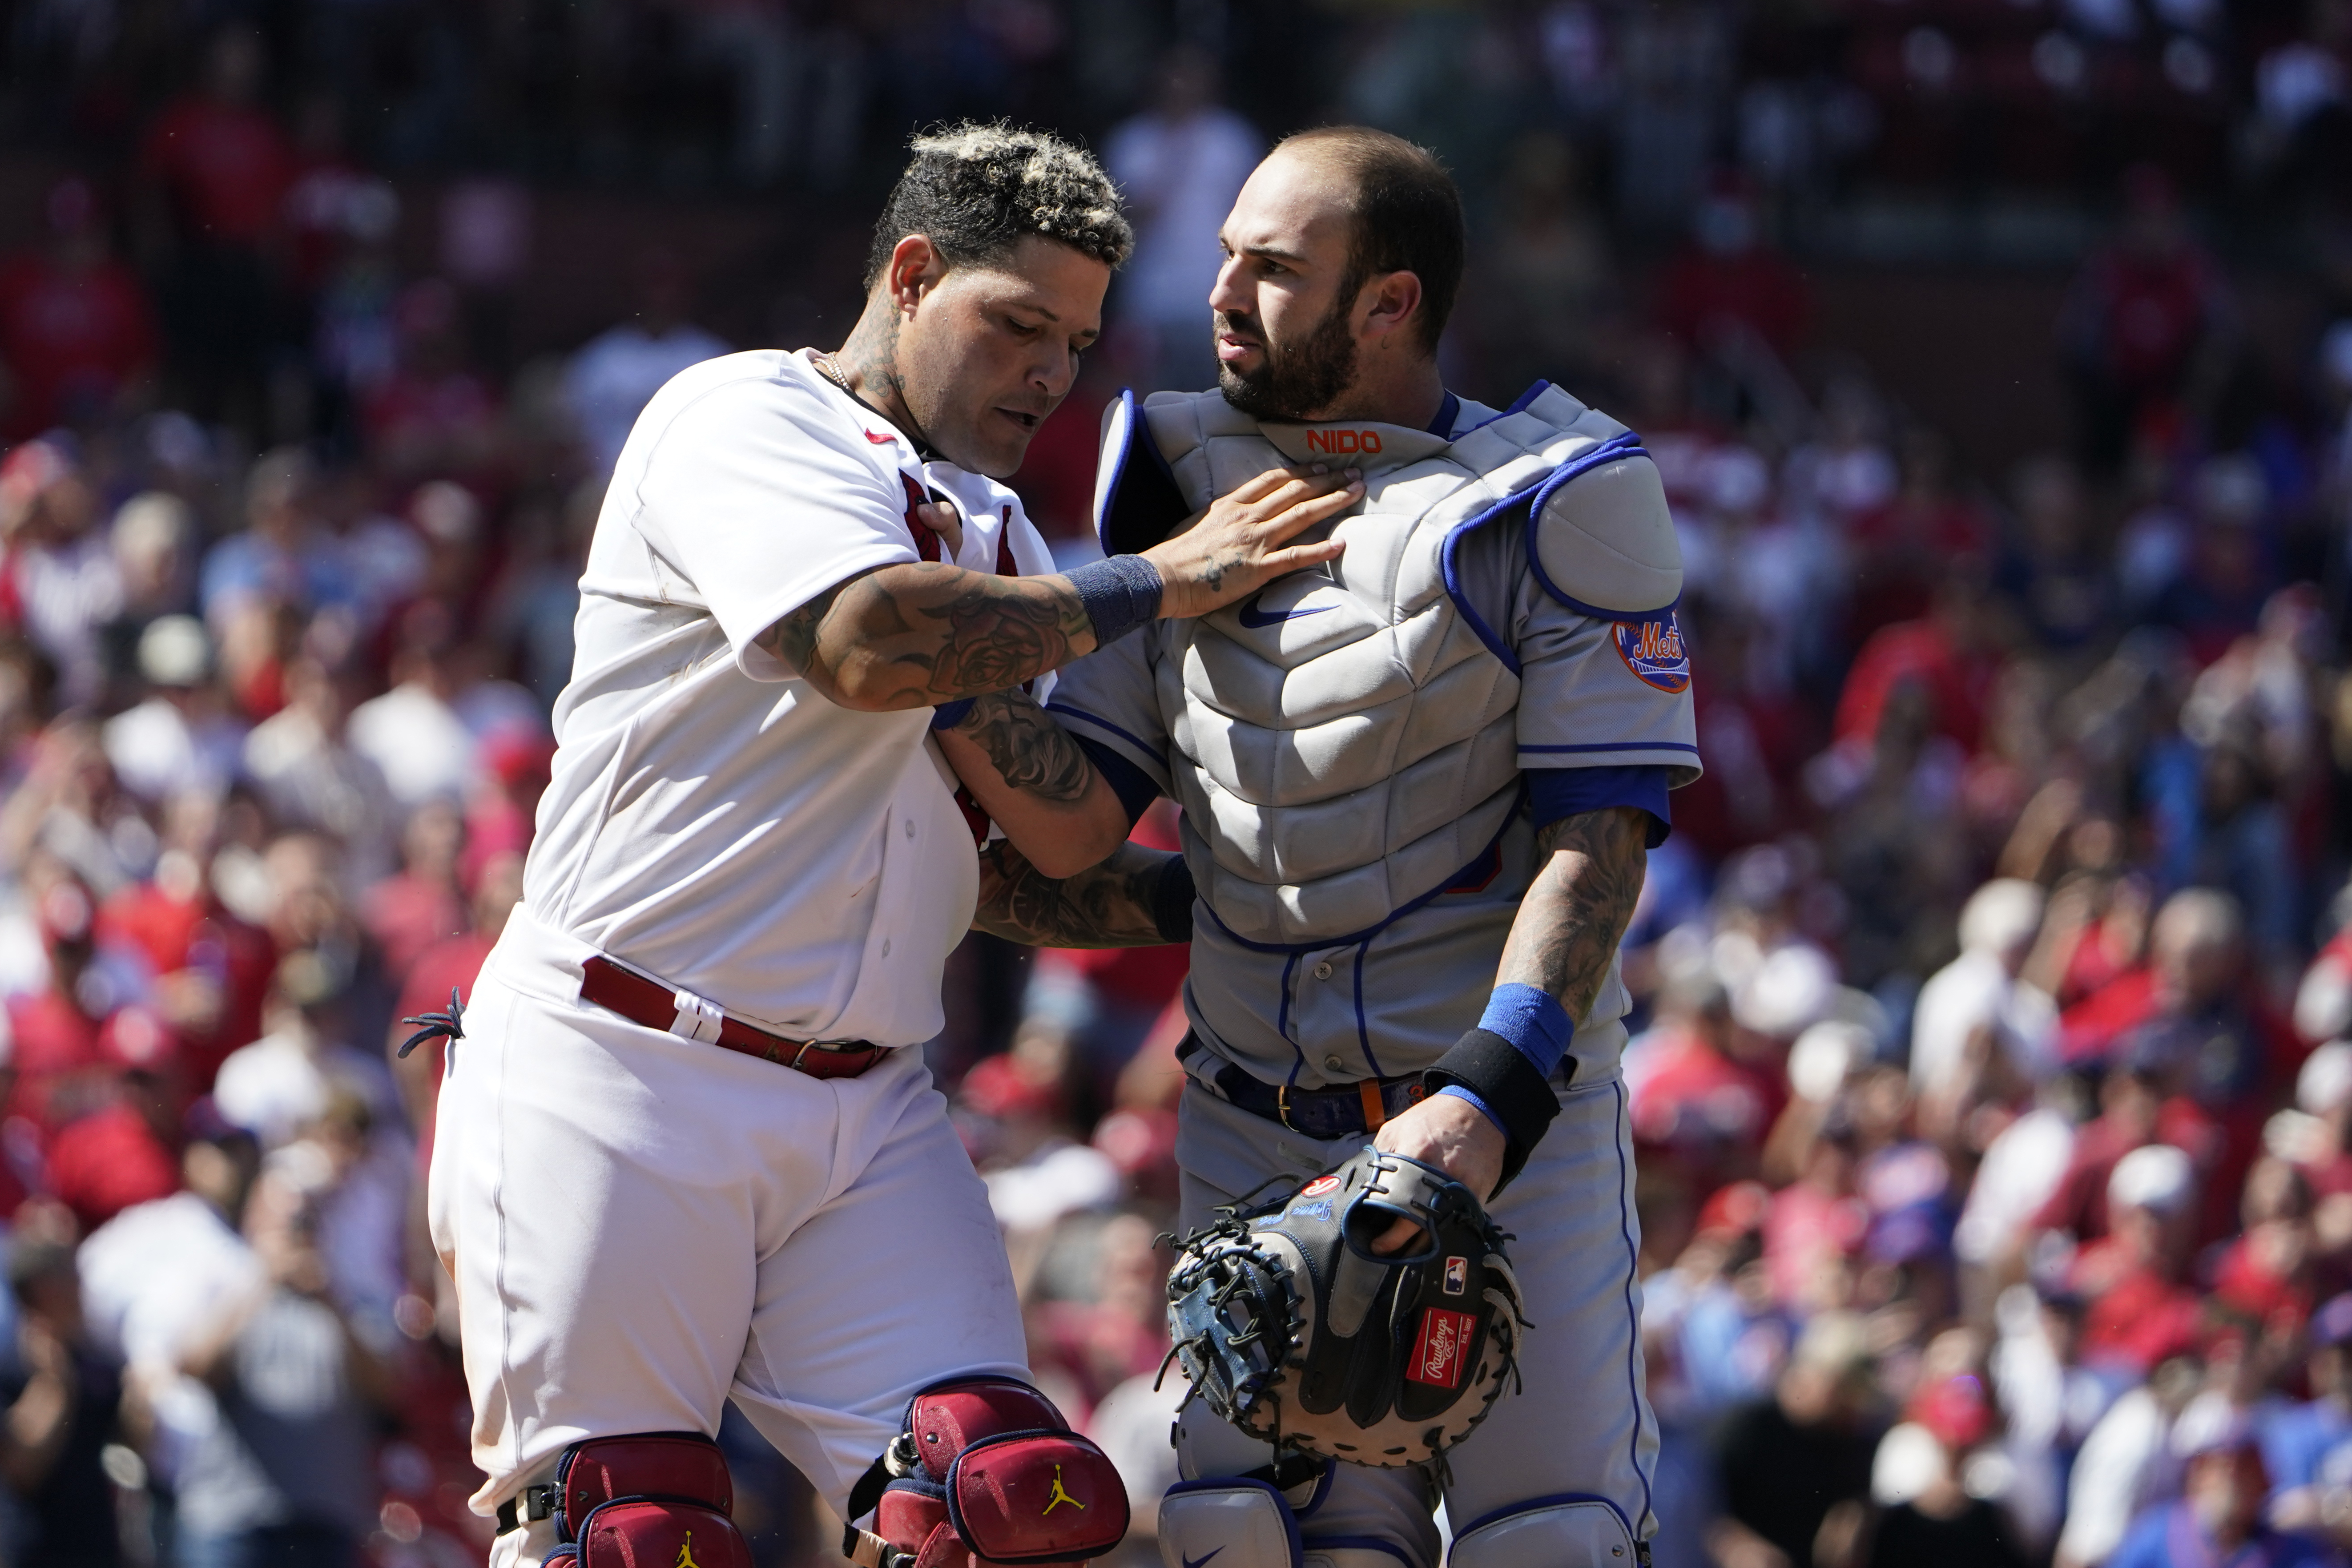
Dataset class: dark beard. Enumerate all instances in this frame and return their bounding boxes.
[1216,297,1359,422]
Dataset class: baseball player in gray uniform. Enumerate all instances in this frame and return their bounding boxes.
[942,128,1699,1568]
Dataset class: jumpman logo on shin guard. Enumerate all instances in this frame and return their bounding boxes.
[1043,1465,1086,1516]
[675,1533,702,1568]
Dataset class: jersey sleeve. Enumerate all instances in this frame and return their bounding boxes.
[628,372,918,681]
[1511,548,1701,786]
[1043,627,1172,798]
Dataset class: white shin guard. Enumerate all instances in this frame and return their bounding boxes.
[1159,1479,1302,1568]
[1446,1498,1642,1568]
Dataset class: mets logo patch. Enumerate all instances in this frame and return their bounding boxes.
[1613,613,1691,693]
[1407,1307,1476,1388]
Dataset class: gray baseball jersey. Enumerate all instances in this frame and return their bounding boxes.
[1052,391,1700,1094]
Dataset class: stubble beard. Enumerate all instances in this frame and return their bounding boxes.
[1215,297,1360,423]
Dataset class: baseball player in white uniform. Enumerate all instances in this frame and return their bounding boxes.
[425,125,1365,1568]
[941,129,1699,1568]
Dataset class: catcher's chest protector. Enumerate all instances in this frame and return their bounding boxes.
[1106,386,1667,947]
[1166,1147,1527,1468]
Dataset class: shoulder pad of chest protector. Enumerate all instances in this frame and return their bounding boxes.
[1521,395,1681,618]
[1094,387,1256,556]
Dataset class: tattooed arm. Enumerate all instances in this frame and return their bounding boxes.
[973,838,1183,948]
[755,562,1093,711]
[1368,805,1650,1221]
[935,688,1129,878]
[753,466,1361,713]
[1496,806,1651,1016]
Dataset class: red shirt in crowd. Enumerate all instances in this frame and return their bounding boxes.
[140,96,294,246]
[2031,1099,2223,1245]
[1832,617,1999,755]
[2072,1239,2204,1372]
[45,1098,177,1233]
[2072,242,2226,393]
[1656,243,1810,358]
[2,987,103,1127]
[1630,1027,1776,1185]
[96,883,276,1091]
[362,872,466,991]
[0,251,156,438]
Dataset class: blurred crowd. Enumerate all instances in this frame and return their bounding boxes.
[0,4,2342,1568]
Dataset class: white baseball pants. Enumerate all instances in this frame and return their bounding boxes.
[428,909,1028,1568]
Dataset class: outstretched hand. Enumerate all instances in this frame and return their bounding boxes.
[1144,465,1361,620]
[1365,1093,1506,1254]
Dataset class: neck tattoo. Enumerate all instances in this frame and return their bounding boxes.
[813,350,937,460]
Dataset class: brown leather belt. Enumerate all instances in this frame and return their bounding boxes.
[578,955,885,1079]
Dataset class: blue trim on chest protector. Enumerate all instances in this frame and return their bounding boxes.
[1436,402,1661,676]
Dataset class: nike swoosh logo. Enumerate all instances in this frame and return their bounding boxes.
[1183,1551,1224,1568]
[1237,596,1332,629]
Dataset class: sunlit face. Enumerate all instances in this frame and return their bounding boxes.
[891,235,1107,479]
[1208,150,1365,421]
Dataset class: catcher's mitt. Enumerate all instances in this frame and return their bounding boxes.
[1164,1145,1526,1469]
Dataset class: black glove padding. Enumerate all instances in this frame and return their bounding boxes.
[1164,1145,1527,1470]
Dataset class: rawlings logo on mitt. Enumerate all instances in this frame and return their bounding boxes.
[1163,1146,1527,1468]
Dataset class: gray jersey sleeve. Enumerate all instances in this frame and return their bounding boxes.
[1450,496,1702,786]
[1042,623,1174,795]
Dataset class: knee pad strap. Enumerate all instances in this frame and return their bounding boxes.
[1448,1496,1640,1568]
[497,1431,734,1540]
[1158,1478,1303,1568]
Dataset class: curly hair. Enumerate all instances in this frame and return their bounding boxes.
[864,123,1132,289]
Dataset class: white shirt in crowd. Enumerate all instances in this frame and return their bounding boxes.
[1909,945,2058,1098]
[77,1190,263,1487]
[524,349,1054,1048]
[347,681,476,807]
[104,696,247,803]
[1103,106,1261,326]
[565,320,731,480]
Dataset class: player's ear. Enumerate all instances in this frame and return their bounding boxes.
[887,235,946,315]
[1357,269,1424,349]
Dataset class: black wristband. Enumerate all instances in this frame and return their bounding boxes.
[1065,554,1163,649]
[1423,1028,1563,1193]
[1150,853,1196,944]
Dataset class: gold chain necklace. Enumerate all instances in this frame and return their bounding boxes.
[811,351,854,394]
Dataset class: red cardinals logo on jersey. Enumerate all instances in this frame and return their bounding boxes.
[1613,613,1691,694]
[1408,1308,1475,1388]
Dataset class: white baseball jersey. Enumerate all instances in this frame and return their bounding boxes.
[524,347,1055,1048]
[441,351,1053,1556]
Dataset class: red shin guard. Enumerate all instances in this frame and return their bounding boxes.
[518,1432,752,1568]
[848,1378,1131,1568]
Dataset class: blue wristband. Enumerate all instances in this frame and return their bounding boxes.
[929,698,977,731]
[1478,983,1573,1077]
[1064,554,1163,649]
[1437,1084,1509,1137]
